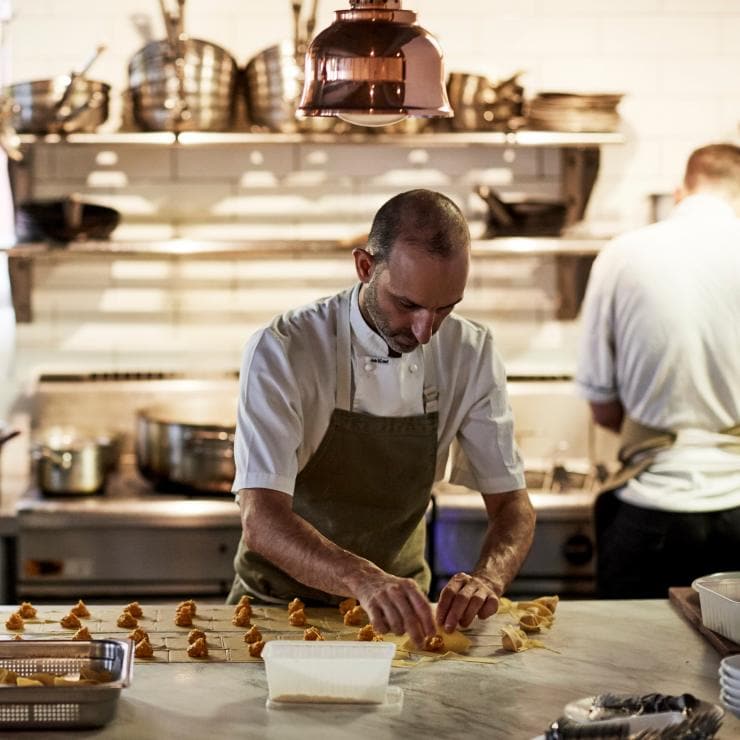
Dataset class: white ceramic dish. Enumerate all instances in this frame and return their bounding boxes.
[720,690,740,712]
[720,654,740,680]
[563,696,724,735]
[262,640,396,706]
[720,675,740,700]
[692,572,740,643]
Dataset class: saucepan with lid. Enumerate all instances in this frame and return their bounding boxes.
[32,427,121,496]
[135,399,236,494]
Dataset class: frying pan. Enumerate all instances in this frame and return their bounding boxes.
[16,197,120,244]
[475,184,567,237]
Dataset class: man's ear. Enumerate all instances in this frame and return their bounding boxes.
[352,248,375,284]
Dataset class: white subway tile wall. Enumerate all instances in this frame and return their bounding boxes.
[4,0,739,393]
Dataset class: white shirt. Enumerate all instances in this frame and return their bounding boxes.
[234,284,525,496]
[575,193,740,512]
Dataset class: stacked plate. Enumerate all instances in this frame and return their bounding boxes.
[527,92,623,132]
[720,654,740,718]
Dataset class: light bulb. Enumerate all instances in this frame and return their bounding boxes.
[337,112,408,127]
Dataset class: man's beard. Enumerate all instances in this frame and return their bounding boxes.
[363,278,418,355]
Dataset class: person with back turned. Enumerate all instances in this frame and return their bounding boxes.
[229,189,535,645]
[576,143,740,598]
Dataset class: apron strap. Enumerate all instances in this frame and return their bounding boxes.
[336,284,440,414]
[421,342,439,414]
[335,288,353,412]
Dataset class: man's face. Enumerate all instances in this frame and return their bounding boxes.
[359,240,469,354]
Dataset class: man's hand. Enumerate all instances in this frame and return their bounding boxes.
[434,489,535,632]
[436,571,500,632]
[352,573,436,648]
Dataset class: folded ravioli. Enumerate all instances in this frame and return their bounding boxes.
[401,625,471,654]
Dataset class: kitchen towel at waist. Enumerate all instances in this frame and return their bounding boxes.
[599,416,740,494]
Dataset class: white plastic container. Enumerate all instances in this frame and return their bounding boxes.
[692,572,740,643]
[262,641,396,705]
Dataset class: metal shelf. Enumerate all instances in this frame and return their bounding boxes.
[17,129,626,148]
[5,235,607,259]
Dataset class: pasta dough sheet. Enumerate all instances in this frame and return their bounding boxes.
[0,603,556,664]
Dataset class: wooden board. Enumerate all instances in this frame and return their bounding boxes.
[669,587,740,657]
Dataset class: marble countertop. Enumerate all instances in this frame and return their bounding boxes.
[2,599,736,739]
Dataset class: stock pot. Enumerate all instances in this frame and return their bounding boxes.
[136,400,236,494]
[32,428,119,496]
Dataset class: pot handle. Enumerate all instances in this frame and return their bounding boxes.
[53,45,107,121]
[54,89,108,134]
[182,429,235,452]
[36,447,74,470]
[475,184,515,229]
[0,429,20,448]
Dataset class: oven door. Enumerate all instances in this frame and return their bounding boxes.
[16,505,241,600]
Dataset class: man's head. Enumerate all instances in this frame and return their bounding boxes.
[353,189,470,354]
[677,143,740,212]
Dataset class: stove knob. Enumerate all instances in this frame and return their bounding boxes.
[561,533,594,566]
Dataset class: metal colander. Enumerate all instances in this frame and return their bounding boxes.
[0,639,133,730]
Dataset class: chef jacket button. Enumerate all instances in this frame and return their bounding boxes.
[364,362,373,372]
[409,363,419,373]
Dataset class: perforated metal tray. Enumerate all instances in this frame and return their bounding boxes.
[0,639,133,729]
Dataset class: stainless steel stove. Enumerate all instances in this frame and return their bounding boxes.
[430,381,619,598]
[15,373,618,601]
[16,372,242,600]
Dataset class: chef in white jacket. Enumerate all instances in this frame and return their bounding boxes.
[230,189,535,645]
[576,143,740,598]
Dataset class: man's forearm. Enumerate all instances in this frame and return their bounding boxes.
[240,488,386,598]
[473,490,536,597]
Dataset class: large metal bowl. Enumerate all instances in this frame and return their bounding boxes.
[245,41,335,133]
[128,38,239,132]
[7,76,110,134]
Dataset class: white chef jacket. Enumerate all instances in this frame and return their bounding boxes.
[234,283,525,497]
[575,193,740,512]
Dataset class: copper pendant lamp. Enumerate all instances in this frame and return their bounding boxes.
[298,0,453,127]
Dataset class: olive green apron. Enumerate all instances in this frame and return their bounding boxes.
[595,415,740,531]
[229,287,439,605]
